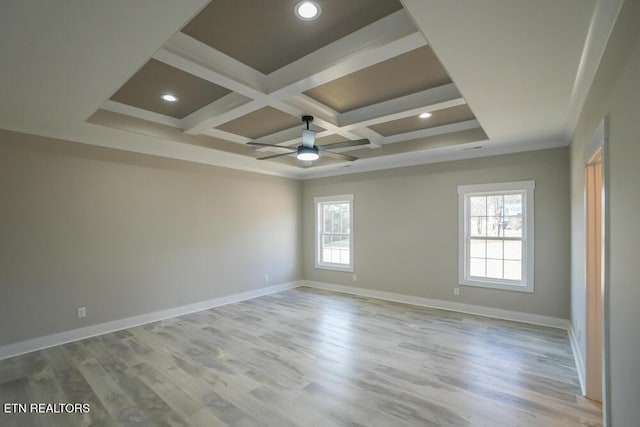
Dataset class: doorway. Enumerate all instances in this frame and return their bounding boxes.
[585,154,603,402]
[584,119,608,414]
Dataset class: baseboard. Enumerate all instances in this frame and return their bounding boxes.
[302,280,570,330]
[568,325,587,395]
[0,281,300,361]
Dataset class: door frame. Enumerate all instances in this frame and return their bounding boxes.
[583,117,610,424]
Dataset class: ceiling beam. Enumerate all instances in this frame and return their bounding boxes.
[283,94,383,147]
[162,31,268,94]
[182,96,265,134]
[253,125,306,149]
[338,83,465,130]
[284,94,339,127]
[383,119,481,144]
[200,128,251,144]
[272,100,382,148]
[267,10,426,99]
[101,100,183,128]
[153,49,266,100]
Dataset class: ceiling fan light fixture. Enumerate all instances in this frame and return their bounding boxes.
[295,1,321,20]
[297,146,319,161]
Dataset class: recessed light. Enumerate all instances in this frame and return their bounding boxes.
[295,1,321,20]
[161,94,178,102]
[419,112,432,119]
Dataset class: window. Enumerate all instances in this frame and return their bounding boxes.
[315,194,353,272]
[458,181,535,292]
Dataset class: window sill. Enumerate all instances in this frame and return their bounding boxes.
[315,263,353,273]
[459,278,534,293]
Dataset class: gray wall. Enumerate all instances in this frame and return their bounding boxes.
[569,0,640,424]
[303,148,571,319]
[0,130,302,347]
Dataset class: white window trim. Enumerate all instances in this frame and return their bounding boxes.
[315,194,354,272]
[457,181,535,293]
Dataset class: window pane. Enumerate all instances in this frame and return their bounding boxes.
[323,205,332,233]
[504,260,522,281]
[504,240,522,260]
[340,248,350,264]
[487,195,503,217]
[470,239,486,258]
[503,216,522,237]
[329,235,337,263]
[470,217,486,236]
[504,194,522,216]
[322,236,330,263]
[486,240,503,259]
[338,204,345,234]
[332,206,341,233]
[343,207,350,233]
[469,258,486,277]
[470,196,486,216]
[486,259,503,279]
[487,217,503,237]
[340,203,350,234]
[333,235,340,262]
[321,234,351,265]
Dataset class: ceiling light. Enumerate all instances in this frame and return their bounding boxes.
[419,112,432,119]
[161,94,178,102]
[297,146,319,161]
[295,1,321,20]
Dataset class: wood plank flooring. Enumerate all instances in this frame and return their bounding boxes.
[0,287,602,426]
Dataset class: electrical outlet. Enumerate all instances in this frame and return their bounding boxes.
[264,274,270,283]
[77,307,86,318]
[453,287,460,296]
[352,274,357,282]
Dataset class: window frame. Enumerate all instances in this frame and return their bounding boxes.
[315,194,354,272]
[457,181,535,293]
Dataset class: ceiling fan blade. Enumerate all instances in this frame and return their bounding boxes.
[318,138,370,150]
[247,142,297,150]
[256,152,295,160]
[321,151,358,162]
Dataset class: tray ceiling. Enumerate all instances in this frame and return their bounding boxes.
[2,0,600,179]
[97,1,486,172]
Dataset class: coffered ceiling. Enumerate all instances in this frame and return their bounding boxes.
[0,0,615,179]
[93,0,485,174]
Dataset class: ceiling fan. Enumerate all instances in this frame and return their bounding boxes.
[247,115,370,162]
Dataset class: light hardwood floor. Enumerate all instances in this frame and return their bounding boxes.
[0,287,602,426]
